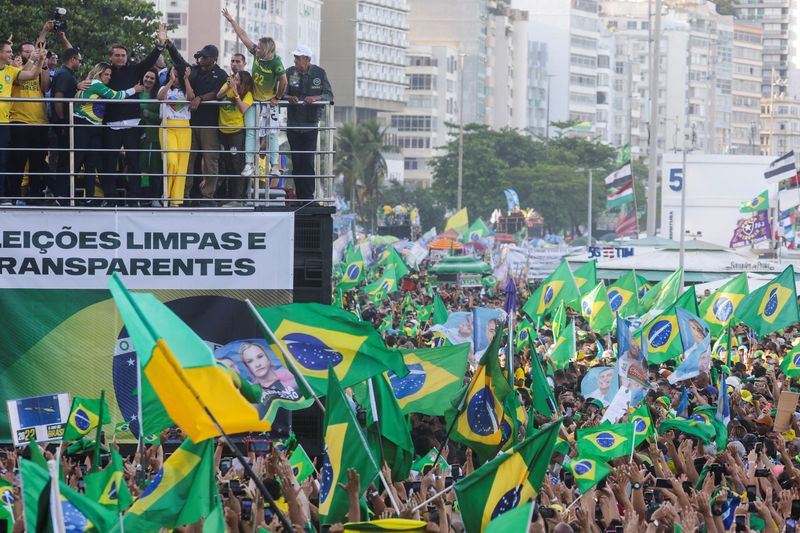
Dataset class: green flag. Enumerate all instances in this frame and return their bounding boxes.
[455,419,562,533]
[433,294,448,325]
[658,417,715,444]
[515,318,533,351]
[485,501,533,533]
[319,367,380,525]
[607,271,640,317]
[576,422,635,460]
[638,269,682,316]
[780,342,800,377]
[572,260,597,297]
[631,403,655,446]
[123,438,216,531]
[84,448,132,513]
[637,290,698,365]
[635,273,653,300]
[21,459,117,533]
[734,265,799,337]
[551,301,566,338]
[416,304,433,323]
[465,218,492,242]
[339,245,366,291]
[699,273,748,337]
[564,456,611,492]
[411,448,450,474]
[377,246,410,280]
[391,343,469,416]
[580,283,614,335]
[530,357,556,417]
[288,444,316,483]
[740,190,769,213]
[353,375,414,483]
[550,320,576,370]
[254,302,409,397]
[522,261,580,324]
[361,266,400,304]
[445,329,512,463]
[63,396,111,442]
[693,406,728,449]
[0,479,13,533]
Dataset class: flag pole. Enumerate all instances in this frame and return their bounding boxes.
[157,341,296,533]
[92,390,105,473]
[245,299,326,413]
[48,458,66,533]
[410,484,456,513]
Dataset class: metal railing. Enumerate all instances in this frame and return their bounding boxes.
[0,97,336,208]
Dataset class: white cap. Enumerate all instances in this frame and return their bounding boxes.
[292,45,313,59]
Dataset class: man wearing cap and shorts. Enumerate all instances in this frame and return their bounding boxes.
[172,44,227,204]
[222,9,288,183]
[283,45,333,200]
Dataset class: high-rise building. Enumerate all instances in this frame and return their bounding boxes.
[525,0,601,138]
[319,0,409,124]
[732,0,793,97]
[527,41,549,137]
[487,8,529,130]
[731,22,763,154]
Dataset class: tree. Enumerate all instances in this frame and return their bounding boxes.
[383,180,446,233]
[333,119,397,228]
[3,1,163,67]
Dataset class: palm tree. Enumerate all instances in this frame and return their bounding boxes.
[333,123,360,208]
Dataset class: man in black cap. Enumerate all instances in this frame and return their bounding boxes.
[173,44,226,205]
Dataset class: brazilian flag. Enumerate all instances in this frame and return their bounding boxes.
[63,396,111,442]
[114,422,132,436]
[416,304,433,323]
[740,190,769,213]
[377,246,410,280]
[85,448,132,513]
[572,260,597,297]
[631,403,655,446]
[551,300,566,338]
[445,328,512,463]
[515,319,533,351]
[455,419,562,533]
[319,367,379,525]
[607,271,640,317]
[564,456,611,492]
[638,269,682,316]
[637,290,696,364]
[339,244,365,291]
[550,321,576,370]
[530,357,556,418]
[699,273,748,336]
[781,342,800,377]
[411,448,450,474]
[255,302,409,397]
[123,438,215,531]
[580,282,614,335]
[658,416,715,444]
[576,422,635,460]
[389,343,469,416]
[735,265,799,337]
[635,273,653,300]
[361,266,400,304]
[0,479,14,533]
[522,261,580,324]
[693,405,728,448]
[21,459,117,533]
[485,501,534,533]
[433,293,448,325]
[289,444,316,483]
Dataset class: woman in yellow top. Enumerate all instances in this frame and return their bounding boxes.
[216,71,253,206]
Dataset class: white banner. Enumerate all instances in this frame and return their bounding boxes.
[0,210,294,290]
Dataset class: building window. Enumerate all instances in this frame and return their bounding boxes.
[407,74,435,90]
[404,158,420,170]
[391,115,436,132]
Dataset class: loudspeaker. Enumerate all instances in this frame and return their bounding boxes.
[293,206,334,304]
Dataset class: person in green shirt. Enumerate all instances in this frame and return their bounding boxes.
[222,8,288,182]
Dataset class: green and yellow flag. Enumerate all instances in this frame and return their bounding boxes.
[530,357,556,418]
[699,273,748,336]
[573,260,597,297]
[607,271,640,317]
[576,422,635,460]
[390,343,469,416]
[85,448,132,513]
[466,218,491,242]
[636,273,653,300]
[455,419,562,533]
[781,343,800,377]
[445,330,512,463]
[289,444,316,483]
[740,190,769,213]
[515,318,533,351]
[637,290,697,365]
[551,301,566,338]
[361,266,400,304]
[445,207,469,235]
[658,417,715,444]
[123,438,216,531]
[21,459,116,533]
[63,396,111,442]
[522,261,580,324]
[550,321,576,370]
[638,269,682,316]
[254,302,409,397]
[631,403,655,446]
[109,274,270,442]
[339,244,366,291]
[411,448,449,474]
[735,265,799,337]
[581,282,614,335]
[485,501,533,533]
[0,479,14,533]
[377,246,410,280]
[564,456,611,493]
[319,367,379,525]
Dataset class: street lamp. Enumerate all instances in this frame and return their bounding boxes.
[576,167,603,247]
[544,74,555,141]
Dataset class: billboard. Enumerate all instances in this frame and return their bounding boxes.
[0,209,296,442]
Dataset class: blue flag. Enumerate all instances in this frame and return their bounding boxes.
[717,375,730,425]
[668,308,711,384]
[676,387,689,418]
[503,189,520,212]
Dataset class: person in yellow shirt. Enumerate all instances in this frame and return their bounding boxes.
[157,66,195,206]
[216,71,254,206]
[0,40,45,205]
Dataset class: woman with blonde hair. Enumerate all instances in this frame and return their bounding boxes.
[216,70,254,204]
[73,62,143,204]
[157,65,194,206]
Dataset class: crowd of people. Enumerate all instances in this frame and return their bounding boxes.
[0,13,333,207]
[2,258,800,532]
